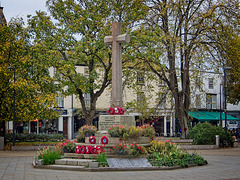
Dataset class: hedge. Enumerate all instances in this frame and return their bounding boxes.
[5,133,63,143]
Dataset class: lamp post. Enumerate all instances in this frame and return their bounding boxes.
[8,66,16,146]
[219,83,222,127]
[71,94,74,140]
[223,66,231,143]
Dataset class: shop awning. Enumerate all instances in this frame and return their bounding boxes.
[189,111,240,122]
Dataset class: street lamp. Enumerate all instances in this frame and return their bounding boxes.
[223,66,231,143]
[219,83,222,127]
[8,66,16,146]
[72,94,74,140]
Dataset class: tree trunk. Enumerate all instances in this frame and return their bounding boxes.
[84,109,96,126]
[174,92,190,139]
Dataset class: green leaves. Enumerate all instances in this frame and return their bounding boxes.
[28,0,149,125]
[189,122,234,147]
[0,17,59,122]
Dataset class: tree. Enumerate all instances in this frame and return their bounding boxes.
[0,18,58,122]
[131,0,238,138]
[125,68,156,125]
[226,35,240,104]
[28,0,147,125]
[212,0,240,104]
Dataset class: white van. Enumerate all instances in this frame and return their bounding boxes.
[227,121,239,130]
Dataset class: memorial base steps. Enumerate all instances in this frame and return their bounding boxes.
[55,158,93,166]
[67,132,152,159]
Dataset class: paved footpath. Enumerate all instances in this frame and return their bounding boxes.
[0,148,240,180]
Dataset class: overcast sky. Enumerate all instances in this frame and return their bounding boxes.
[1,0,47,24]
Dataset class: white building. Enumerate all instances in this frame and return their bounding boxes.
[189,71,240,127]
[49,65,176,139]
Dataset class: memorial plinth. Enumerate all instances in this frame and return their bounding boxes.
[98,115,135,131]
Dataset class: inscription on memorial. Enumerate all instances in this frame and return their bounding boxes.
[98,116,118,130]
[98,115,135,131]
[107,158,152,168]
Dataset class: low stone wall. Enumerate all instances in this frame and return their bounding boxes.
[180,145,218,150]
[11,146,46,151]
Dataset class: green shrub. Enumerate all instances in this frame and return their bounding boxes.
[5,133,64,143]
[37,146,63,165]
[147,140,208,167]
[189,122,233,147]
[96,153,108,167]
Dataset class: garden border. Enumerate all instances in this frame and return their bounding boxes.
[32,159,204,172]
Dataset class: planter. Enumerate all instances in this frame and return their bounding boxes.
[110,133,121,137]
[63,149,74,153]
[79,138,85,143]
[85,132,94,137]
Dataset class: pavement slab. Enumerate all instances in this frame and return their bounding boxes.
[0,148,239,180]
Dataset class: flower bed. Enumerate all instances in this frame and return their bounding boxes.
[60,139,76,153]
[108,124,155,140]
[147,140,208,167]
[110,141,147,157]
[77,125,97,143]
[37,145,63,165]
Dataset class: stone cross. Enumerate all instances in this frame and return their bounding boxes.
[104,22,130,107]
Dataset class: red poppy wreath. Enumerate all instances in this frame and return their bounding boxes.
[101,136,109,144]
[89,136,96,144]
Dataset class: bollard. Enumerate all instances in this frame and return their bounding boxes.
[216,135,220,148]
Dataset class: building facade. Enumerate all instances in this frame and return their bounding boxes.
[189,71,240,127]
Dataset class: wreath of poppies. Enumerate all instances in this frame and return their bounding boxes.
[96,146,103,154]
[107,107,125,115]
[101,136,109,144]
[75,145,103,154]
[75,146,80,154]
[107,107,115,115]
[80,145,86,154]
[85,146,92,154]
[91,146,98,154]
[89,136,96,144]
[119,107,125,115]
